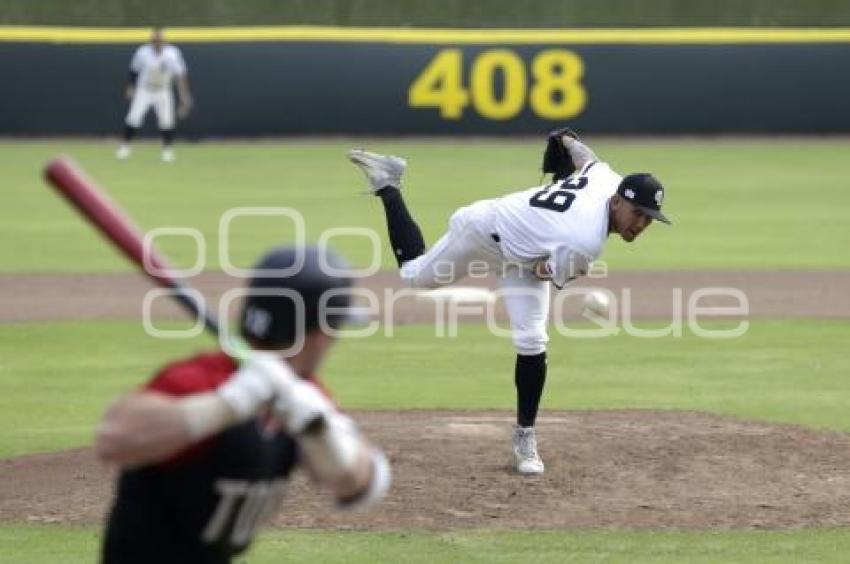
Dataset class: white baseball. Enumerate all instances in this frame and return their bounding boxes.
[582,290,611,317]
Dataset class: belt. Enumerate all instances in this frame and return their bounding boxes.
[490,233,501,243]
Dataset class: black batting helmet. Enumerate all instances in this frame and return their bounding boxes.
[239,244,354,346]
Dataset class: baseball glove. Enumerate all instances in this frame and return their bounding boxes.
[542,126,580,181]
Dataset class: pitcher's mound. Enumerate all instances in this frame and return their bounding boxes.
[3,410,850,530]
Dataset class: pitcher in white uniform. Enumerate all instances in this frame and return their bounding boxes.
[348,133,671,475]
[117,28,193,162]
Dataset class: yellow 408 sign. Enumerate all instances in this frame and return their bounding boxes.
[408,48,587,121]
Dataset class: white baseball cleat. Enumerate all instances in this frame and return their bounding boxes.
[161,148,175,163]
[116,144,131,160]
[513,425,545,475]
[347,149,407,194]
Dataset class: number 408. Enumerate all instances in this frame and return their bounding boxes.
[408,48,587,121]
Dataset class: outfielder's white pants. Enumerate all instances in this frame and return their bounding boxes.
[400,201,550,355]
[125,87,175,129]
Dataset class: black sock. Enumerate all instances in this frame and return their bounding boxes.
[123,125,137,142]
[515,352,547,427]
[160,129,175,146]
[377,186,426,267]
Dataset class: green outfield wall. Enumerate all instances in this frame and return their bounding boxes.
[1,26,848,135]
[1,0,849,27]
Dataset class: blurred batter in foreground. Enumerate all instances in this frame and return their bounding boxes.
[97,245,390,563]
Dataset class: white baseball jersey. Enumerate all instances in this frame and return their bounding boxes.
[130,44,187,91]
[489,161,622,287]
[398,159,621,355]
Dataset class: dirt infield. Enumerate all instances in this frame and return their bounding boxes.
[3,270,850,322]
[4,410,850,531]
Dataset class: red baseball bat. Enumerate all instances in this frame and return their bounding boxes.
[44,156,220,335]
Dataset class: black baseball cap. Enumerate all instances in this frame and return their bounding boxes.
[240,245,357,346]
[617,173,672,225]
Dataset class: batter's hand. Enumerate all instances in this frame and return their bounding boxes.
[217,352,331,434]
[217,352,296,420]
[273,377,335,435]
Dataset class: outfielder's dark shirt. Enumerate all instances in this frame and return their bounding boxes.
[101,352,311,564]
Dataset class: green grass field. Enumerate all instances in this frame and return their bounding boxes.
[2,139,850,272]
[2,139,849,562]
[5,524,850,563]
[1,319,848,459]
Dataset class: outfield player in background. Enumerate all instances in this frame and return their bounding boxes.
[349,133,671,475]
[96,245,390,563]
[116,27,193,163]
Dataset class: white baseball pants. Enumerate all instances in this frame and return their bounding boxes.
[400,201,550,355]
[125,87,175,129]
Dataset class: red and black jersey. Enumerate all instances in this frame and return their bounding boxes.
[102,351,315,564]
